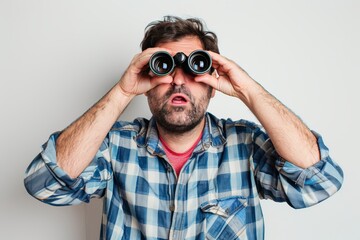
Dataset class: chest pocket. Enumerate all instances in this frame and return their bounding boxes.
[200,196,248,240]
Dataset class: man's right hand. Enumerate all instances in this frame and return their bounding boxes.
[117,47,174,97]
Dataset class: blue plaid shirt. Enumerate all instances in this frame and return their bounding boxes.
[24,113,343,240]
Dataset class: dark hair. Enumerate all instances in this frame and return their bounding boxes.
[141,16,219,54]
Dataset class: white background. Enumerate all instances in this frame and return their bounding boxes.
[1,0,359,239]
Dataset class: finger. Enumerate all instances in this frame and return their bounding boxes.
[207,51,235,74]
[132,47,175,71]
[194,74,219,90]
[149,75,173,89]
[131,50,155,71]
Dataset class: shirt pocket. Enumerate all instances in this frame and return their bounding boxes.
[200,196,248,240]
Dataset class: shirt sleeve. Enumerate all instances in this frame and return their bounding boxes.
[24,132,113,206]
[252,128,344,209]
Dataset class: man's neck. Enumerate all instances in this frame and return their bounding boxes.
[157,118,205,153]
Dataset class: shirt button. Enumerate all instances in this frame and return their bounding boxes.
[169,205,175,212]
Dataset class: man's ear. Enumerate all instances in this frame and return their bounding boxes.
[212,69,219,78]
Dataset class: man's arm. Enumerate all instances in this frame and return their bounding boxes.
[56,85,133,178]
[196,51,319,168]
[239,81,320,168]
[56,47,174,178]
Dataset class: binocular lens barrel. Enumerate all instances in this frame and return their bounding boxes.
[187,51,212,75]
[149,51,175,76]
[149,50,212,76]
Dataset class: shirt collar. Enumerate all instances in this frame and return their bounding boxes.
[134,112,227,155]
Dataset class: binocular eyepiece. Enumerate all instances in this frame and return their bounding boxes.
[149,50,212,76]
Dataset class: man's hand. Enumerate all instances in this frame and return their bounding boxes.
[194,51,258,103]
[118,47,173,97]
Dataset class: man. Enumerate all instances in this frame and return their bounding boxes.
[24,16,343,239]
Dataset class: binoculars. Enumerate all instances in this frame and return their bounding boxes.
[149,50,212,76]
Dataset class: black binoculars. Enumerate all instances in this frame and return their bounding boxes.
[149,50,212,76]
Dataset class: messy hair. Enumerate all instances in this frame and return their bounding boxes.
[141,16,219,53]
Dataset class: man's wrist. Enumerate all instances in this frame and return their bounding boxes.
[115,83,136,100]
[235,78,265,107]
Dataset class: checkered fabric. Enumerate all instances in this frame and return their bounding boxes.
[24,113,343,240]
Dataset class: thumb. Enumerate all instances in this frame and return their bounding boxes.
[194,74,218,89]
[150,76,173,88]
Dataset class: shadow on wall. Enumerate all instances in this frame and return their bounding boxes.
[85,198,103,240]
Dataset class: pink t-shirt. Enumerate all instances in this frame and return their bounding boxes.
[160,133,202,176]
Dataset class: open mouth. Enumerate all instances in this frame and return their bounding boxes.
[170,94,189,105]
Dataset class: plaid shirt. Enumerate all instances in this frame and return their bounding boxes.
[24,113,343,240]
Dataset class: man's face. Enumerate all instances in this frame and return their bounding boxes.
[146,36,215,134]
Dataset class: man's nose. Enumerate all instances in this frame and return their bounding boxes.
[171,68,188,86]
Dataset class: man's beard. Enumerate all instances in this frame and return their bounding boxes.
[156,102,204,134]
[148,85,212,134]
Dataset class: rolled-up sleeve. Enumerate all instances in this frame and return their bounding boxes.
[253,130,344,209]
[24,132,112,206]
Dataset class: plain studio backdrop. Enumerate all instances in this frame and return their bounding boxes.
[1,0,358,239]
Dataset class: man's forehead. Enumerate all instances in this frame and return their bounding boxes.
[156,36,204,55]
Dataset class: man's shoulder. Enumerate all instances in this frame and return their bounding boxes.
[206,112,261,131]
[110,117,151,134]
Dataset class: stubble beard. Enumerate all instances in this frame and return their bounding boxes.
[156,102,205,134]
[148,85,211,134]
